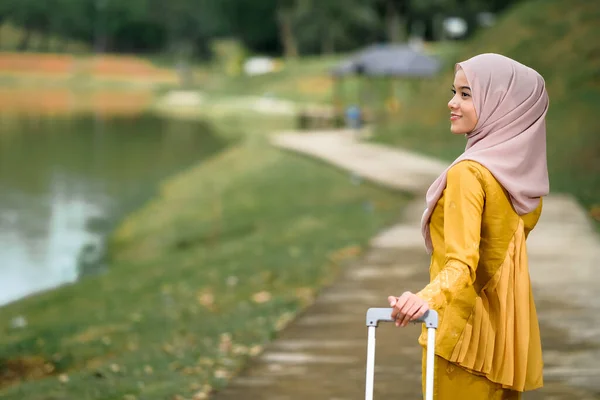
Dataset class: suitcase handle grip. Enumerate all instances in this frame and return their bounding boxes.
[366,307,438,328]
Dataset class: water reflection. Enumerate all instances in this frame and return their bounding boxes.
[0,113,225,306]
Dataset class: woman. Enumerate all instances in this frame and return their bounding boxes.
[388,53,549,399]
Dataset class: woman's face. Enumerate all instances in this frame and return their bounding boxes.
[448,68,478,135]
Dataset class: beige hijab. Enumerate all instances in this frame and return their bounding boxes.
[421,53,550,254]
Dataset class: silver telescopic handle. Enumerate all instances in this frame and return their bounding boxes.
[364,308,438,400]
[366,307,438,328]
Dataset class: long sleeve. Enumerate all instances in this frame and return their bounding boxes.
[417,161,485,310]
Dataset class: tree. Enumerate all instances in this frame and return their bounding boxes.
[0,0,523,57]
[276,0,299,58]
[294,0,379,54]
[383,0,408,43]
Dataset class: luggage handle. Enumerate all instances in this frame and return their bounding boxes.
[365,308,438,400]
[366,307,438,328]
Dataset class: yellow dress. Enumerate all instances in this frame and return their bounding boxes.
[417,160,544,399]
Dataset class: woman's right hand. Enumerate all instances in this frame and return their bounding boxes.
[388,293,430,327]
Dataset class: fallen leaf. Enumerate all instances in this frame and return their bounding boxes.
[182,366,198,375]
[197,289,215,309]
[252,291,272,303]
[214,369,229,379]
[249,345,263,356]
[232,344,248,355]
[127,341,139,351]
[198,357,214,367]
[43,363,55,374]
[219,333,232,353]
[295,287,315,304]
[590,205,600,221]
[162,343,175,354]
[328,245,361,262]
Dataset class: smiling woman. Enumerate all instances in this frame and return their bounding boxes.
[389,53,550,400]
[448,69,478,135]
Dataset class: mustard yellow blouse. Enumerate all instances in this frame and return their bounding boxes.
[417,160,544,392]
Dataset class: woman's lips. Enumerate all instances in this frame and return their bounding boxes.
[450,114,461,121]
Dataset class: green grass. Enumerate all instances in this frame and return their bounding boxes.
[194,55,346,105]
[0,114,405,399]
[372,0,600,224]
[193,46,456,109]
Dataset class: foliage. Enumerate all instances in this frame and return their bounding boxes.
[0,0,521,58]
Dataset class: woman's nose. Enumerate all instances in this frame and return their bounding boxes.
[448,97,458,109]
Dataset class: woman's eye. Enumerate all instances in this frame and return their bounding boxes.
[462,92,471,98]
[451,89,456,95]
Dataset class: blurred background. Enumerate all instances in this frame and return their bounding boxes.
[0,0,598,399]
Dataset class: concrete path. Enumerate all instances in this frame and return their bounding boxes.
[213,130,600,399]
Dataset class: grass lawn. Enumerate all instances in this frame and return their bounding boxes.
[0,113,407,399]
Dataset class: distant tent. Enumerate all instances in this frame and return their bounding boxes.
[331,44,442,77]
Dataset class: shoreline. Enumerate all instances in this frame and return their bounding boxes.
[0,112,404,399]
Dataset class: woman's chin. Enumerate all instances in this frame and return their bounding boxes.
[450,125,465,135]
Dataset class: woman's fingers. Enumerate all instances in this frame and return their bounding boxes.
[404,304,428,327]
[400,301,421,327]
[389,292,408,320]
[413,303,430,321]
[388,292,430,327]
[393,293,413,326]
[388,295,397,306]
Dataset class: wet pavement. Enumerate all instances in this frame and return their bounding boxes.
[212,130,600,399]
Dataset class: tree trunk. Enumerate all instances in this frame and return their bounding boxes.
[432,13,446,42]
[39,27,52,52]
[95,35,108,53]
[386,0,405,43]
[18,28,32,51]
[321,28,335,55]
[58,37,69,53]
[276,7,298,59]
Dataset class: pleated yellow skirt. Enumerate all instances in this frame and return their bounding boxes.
[422,353,522,400]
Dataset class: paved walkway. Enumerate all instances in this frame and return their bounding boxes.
[213,130,600,399]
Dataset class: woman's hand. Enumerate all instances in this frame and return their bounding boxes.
[387,292,430,327]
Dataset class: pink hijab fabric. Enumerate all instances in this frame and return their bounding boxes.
[421,53,550,254]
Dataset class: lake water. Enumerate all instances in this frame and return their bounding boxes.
[0,111,225,306]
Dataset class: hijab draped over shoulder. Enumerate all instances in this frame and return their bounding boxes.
[421,53,550,253]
